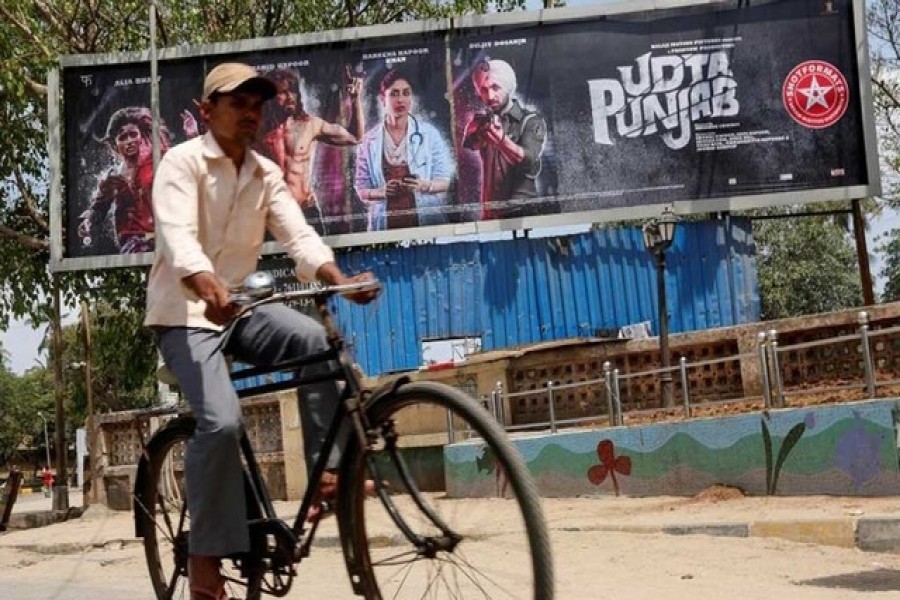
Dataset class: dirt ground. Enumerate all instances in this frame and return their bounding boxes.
[4,494,900,599]
[618,382,900,427]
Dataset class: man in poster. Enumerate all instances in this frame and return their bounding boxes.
[463,59,549,220]
[256,67,364,233]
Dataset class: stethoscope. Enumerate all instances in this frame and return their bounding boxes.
[384,114,424,162]
[408,115,424,147]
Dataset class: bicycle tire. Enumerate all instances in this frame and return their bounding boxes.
[135,416,264,600]
[337,380,554,599]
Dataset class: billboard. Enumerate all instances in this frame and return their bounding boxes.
[49,0,880,271]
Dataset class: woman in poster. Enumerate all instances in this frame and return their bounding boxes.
[77,106,196,254]
[354,68,454,231]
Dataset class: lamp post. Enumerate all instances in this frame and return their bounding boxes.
[642,206,678,408]
[37,412,51,470]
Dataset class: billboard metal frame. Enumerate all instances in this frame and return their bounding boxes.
[48,0,881,272]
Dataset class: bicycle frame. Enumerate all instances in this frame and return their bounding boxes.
[226,290,448,566]
[133,281,470,597]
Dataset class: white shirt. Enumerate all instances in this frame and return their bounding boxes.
[144,132,334,330]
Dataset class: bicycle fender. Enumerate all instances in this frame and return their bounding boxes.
[364,375,412,409]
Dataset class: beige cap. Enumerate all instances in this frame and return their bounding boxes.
[201,62,277,101]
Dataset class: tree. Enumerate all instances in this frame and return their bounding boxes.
[0,0,524,412]
[869,0,900,299]
[0,360,55,470]
[753,207,863,319]
[0,0,523,324]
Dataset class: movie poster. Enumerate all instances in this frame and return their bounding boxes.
[59,0,872,263]
[450,33,561,222]
[345,35,455,232]
[234,47,362,236]
[63,60,201,258]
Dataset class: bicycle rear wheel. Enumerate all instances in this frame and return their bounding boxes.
[338,381,554,599]
[135,416,263,600]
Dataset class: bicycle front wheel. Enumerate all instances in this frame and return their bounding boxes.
[338,381,554,599]
[135,416,263,600]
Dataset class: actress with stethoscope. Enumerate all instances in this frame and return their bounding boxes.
[355,68,455,231]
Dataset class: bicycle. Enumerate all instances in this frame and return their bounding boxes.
[132,272,554,599]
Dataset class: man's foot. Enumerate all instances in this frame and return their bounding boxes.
[189,555,227,600]
[306,471,378,522]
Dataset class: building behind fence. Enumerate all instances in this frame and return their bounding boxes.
[94,300,900,509]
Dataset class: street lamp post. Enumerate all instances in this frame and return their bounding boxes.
[37,412,51,471]
[642,206,678,408]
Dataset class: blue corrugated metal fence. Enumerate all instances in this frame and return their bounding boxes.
[329,218,759,376]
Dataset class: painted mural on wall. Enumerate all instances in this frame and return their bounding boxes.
[444,399,900,498]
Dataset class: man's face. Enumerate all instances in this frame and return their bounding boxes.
[200,91,266,148]
[114,124,142,159]
[274,81,300,113]
[473,71,508,113]
[383,79,413,119]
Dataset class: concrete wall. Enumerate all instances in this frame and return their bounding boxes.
[445,399,900,498]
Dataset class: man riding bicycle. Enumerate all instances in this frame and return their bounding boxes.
[144,62,377,600]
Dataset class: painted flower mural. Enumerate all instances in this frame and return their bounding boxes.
[834,411,883,492]
[587,439,632,496]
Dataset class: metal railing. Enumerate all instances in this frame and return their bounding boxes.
[453,310,897,437]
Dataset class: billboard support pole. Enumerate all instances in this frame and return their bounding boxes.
[851,198,875,306]
[150,1,161,170]
[51,274,69,511]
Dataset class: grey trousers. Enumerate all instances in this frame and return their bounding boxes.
[156,305,342,557]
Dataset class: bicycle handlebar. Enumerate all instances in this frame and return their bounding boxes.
[229,280,382,311]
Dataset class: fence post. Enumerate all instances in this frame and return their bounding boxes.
[612,368,623,426]
[679,356,690,418]
[858,311,876,398]
[446,407,456,444]
[603,361,615,427]
[547,381,557,434]
[757,331,772,409]
[494,380,505,425]
[768,329,785,408]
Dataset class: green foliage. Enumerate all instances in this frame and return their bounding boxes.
[0,0,525,419]
[877,228,900,301]
[753,207,863,319]
[0,360,54,468]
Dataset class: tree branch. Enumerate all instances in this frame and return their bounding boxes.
[12,170,49,233]
[0,223,49,252]
[33,0,87,54]
[0,4,56,60]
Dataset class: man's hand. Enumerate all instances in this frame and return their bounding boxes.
[316,263,380,305]
[98,174,130,199]
[345,65,363,98]
[183,271,239,325]
[482,113,504,146]
[338,272,380,305]
[181,110,199,139]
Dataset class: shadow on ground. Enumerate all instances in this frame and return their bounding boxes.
[796,569,900,592]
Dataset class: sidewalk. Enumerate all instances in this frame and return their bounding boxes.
[3,490,900,555]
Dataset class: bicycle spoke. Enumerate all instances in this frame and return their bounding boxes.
[340,382,552,599]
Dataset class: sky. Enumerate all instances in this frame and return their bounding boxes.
[2,0,896,375]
